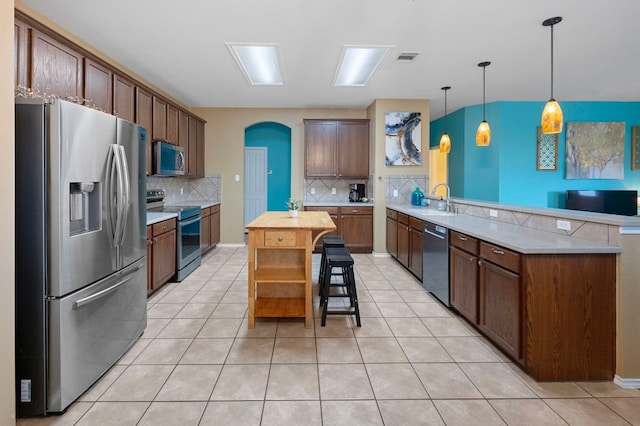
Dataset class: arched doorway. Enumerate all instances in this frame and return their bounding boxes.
[244,122,292,227]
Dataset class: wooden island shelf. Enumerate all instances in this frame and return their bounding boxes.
[246,211,336,328]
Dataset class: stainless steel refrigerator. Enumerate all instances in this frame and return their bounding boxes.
[15,99,147,417]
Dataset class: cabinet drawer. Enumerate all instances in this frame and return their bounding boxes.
[201,207,211,217]
[409,217,423,231]
[339,206,372,215]
[305,206,339,215]
[152,219,176,236]
[211,204,220,214]
[451,231,479,254]
[480,242,520,273]
[264,230,297,247]
[397,212,409,225]
[386,208,397,220]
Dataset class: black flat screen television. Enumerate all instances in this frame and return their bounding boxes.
[566,190,638,216]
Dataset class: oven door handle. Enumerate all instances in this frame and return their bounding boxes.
[179,214,201,228]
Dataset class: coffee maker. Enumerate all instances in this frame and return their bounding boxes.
[349,183,366,202]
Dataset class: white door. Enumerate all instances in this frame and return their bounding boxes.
[244,147,267,228]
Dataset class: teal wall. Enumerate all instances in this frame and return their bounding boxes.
[430,101,640,210]
[245,122,292,211]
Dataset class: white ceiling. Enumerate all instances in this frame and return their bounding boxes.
[19,0,640,120]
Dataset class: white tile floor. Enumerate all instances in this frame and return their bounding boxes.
[17,246,640,425]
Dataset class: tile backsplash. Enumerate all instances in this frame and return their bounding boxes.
[386,174,428,206]
[147,175,221,204]
[304,177,372,203]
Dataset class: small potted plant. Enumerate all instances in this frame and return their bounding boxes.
[286,198,301,217]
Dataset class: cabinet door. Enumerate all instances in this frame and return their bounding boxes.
[397,222,409,267]
[152,96,167,142]
[450,246,479,323]
[30,29,83,99]
[340,209,372,253]
[304,120,338,177]
[14,18,28,87]
[135,87,153,175]
[408,227,423,280]
[337,120,369,178]
[83,58,112,113]
[210,207,221,246]
[201,212,211,251]
[146,226,153,295]
[113,74,135,122]
[479,260,521,360]
[386,216,398,258]
[152,229,176,290]
[166,103,179,145]
[188,115,198,176]
[178,110,190,172]
[195,119,205,177]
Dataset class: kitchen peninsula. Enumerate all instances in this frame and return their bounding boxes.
[246,211,336,328]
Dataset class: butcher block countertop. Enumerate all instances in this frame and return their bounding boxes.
[246,211,337,232]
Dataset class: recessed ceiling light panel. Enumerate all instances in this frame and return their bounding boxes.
[333,45,391,86]
[226,43,284,85]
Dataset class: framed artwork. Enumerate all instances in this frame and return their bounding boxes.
[565,122,625,179]
[385,112,422,166]
[536,126,558,171]
[632,126,640,171]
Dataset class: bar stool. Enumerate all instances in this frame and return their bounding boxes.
[318,235,345,300]
[320,248,361,327]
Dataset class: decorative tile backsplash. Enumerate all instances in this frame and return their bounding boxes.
[304,177,372,203]
[386,174,428,205]
[147,175,221,204]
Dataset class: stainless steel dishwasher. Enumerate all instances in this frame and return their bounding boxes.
[422,221,450,306]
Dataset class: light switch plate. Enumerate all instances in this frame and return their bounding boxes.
[234,174,240,182]
[557,219,571,231]
[331,188,336,194]
[393,189,399,197]
[310,188,315,195]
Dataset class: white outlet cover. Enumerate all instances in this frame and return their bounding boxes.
[310,188,315,195]
[556,219,571,231]
[393,189,399,197]
[489,209,498,217]
[331,188,336,194]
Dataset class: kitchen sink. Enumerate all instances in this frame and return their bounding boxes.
[409,208,456,217]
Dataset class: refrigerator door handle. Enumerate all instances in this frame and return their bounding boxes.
[116,145,130,246]
[73,263,144,309]
[105,145,118,245]
[112,145,126,246]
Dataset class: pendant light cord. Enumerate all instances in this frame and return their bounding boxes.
[550,24,554,99]
[482,66,486,121]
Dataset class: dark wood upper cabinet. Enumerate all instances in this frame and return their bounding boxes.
[304,119,370,178]
[112,74,135,122]
[152,96,167,142]
[83,58,112,113]
[195,118,205,177]
[166,103,179,145]
[30,29,83,99]
[14,18,27,87]
[178,110,190,172]
[135,87,153,176]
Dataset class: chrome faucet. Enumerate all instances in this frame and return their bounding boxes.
[431,183,451,211]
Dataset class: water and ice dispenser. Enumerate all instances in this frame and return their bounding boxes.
[69,182,100,235]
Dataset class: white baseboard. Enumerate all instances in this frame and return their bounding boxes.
[372,251,391,258]
[614,375,640,389]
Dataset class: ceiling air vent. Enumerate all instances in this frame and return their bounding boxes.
[395,52,419,63]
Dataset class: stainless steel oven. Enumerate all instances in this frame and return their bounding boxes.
[147,190,201,281]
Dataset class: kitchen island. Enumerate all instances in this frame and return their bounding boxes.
[246,211,336,328]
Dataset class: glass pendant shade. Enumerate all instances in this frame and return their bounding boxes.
[476,121,491,146]
[541,99,563,134]
[439,133,451,153]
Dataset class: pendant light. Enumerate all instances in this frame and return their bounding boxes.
[439,86,451,153]
[541,16,563,134]
[476,61,491,146]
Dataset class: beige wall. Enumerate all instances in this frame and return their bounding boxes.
[2,0,15,423]
[191,107,367,244]
[367,99,430,253]
[617,234,640,378]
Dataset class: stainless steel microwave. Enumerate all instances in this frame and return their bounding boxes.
[153,141,185,176]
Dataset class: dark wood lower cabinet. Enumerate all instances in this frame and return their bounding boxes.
[386,215,398,258]
[147,219,176,295]
[201,204,221,254]
[305,206,372,253]
[396,213,409,267]
[479,258,522,362]
[408,219,423,280]
[450,245,479,322]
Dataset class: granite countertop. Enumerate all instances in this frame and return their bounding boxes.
[146,211,178,226]
[167,200,220,208]
[389,205,621,255]
[304,201,374,207]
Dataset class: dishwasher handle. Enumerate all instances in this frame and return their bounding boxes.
[424,228,446,240]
